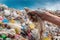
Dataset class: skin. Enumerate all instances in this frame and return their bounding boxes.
[27,11,60,26]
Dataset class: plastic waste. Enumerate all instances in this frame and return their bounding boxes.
[10,19,15,23]
[29,23,35,30]
[0,16,3,21]
[6,38,11,40]
[2,18,9,24]
[43,37,51,40]
[1,34,7,40]
[4,10,11,16]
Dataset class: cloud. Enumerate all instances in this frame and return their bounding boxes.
[44,2,60,10]
[30,0,60,10]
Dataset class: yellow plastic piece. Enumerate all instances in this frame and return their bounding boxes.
[43,37,51,40]
[10,19,15,23]
[29,23,35,30]
[15,27,21,34]
[0,20,2,23]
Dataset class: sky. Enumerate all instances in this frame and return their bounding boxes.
[0,0,60,10]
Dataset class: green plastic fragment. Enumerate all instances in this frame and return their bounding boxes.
[1,34,7,38]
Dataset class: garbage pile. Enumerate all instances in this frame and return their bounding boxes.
[0,4,40,40]
[43,21,60,40]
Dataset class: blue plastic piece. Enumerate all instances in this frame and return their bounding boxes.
[2,18,9,24]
